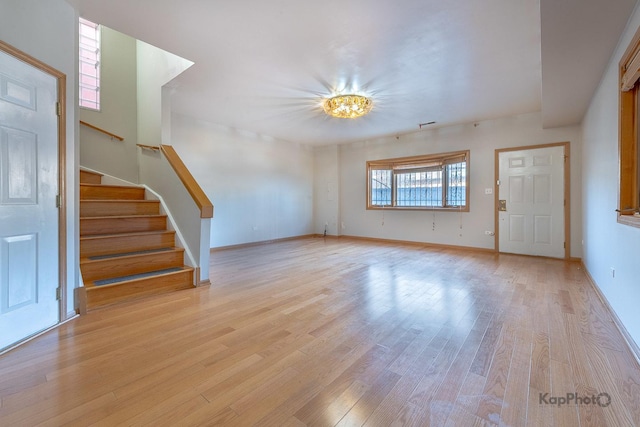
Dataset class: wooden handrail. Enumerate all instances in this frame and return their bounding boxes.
[137,144,160,151]
[80,120,124,141]
[161,145,214,219]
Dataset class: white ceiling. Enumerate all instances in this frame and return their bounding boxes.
[541,0,637,128]
[72,0,637,146]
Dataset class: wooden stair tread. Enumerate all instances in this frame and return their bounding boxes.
[80,247,182,263]
[80,230,175,241]
[80,183,142,189]
[80,215,167,236]
[80,200,161,218]
[81,249,185,282]
[80,230,177,259]
[81,267,195,310]
[80,170,103,184]
[81,199,159,203]
[80,184,146,201]
[80,214,166,219]
[84,266,194,289]
[80,169,103,177]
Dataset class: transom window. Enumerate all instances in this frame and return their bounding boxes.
[367,150,470,211]
[79,17,101,110]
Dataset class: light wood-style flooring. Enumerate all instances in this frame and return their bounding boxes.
[1,237,640,426]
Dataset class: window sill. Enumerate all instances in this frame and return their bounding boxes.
[618,214,640,228]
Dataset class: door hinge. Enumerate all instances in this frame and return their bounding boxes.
[56,288,61,300]
[564,242,566,249]
[56,195,61,208]
[496,180,501,186]
[56,102,61,116]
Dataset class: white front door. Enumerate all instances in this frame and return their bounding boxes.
[0,50,59,351]
[498,145,565,258]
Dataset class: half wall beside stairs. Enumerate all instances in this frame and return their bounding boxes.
[78,144,213,312]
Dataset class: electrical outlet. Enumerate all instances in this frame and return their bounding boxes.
[484,188,493,195]
[485,230,495,236]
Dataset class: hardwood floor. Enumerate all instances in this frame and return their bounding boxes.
[1,237,640,426]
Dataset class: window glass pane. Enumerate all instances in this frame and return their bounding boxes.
[446,162,466,206]
[80,39,97,51]
[396,170,442,206]
[80,50,98,63]
[80,75,98,87]
[79,18,100,110]
[371,169,392,205]
[426,170,443,206]
[81,88,97,102]
[80,62,97,76]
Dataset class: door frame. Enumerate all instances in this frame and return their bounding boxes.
[0,40,68,320]
[494,141,570,259]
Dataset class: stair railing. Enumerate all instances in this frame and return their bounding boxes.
[137,144,213,286]
[80,120,125,141]
[160,145,213,219]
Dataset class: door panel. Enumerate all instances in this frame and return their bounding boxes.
[1,234,37,312]
[509,215,525,242]
[1,126,38,204]
[534,215,552,244]
[509,175,525,203]
[533,174,551,204]
[0,73,37,110]
[0,50,59,351]
[498,145,565,258]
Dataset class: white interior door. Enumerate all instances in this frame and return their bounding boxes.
[0,50,59,351]
[498,145,565,258]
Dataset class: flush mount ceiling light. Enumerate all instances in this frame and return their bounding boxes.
[323,94,373,119]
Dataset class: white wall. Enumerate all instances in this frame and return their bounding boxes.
[136,41,192,147]
[582,4,640,346]
[80,26,138,183]
[316,112,583,255]
[0,0,78,317]
[171,113,314,248]
[313,145,340,236]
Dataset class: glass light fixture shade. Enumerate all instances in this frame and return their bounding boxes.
[323,94,373,119]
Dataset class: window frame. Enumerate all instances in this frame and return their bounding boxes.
[618,24,640,228]
[366,150,470,211]
[79,17,101,111]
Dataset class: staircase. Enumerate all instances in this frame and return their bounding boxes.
[78,169,194,312]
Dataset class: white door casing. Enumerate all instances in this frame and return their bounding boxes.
[0,49,59,351]
[498,145,566,258]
